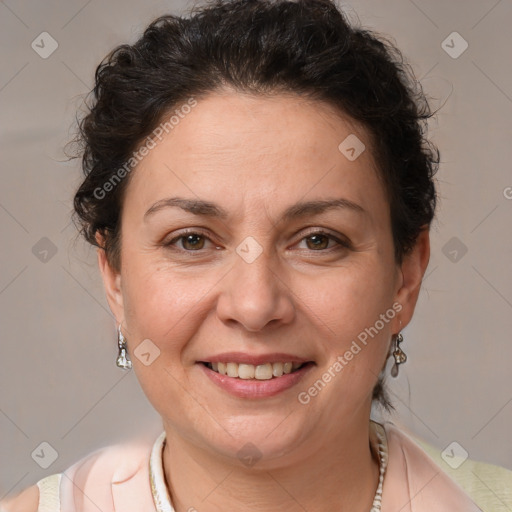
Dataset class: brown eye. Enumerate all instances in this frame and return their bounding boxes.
[180,233,206,250]
[305,233,330,250]
[296,230,351,253]
[164,231,212,251]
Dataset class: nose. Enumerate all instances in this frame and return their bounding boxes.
[215,245,295,332]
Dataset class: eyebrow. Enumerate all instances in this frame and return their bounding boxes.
[143,196,366,222]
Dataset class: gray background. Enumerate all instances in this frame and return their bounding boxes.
[1,0,511,500]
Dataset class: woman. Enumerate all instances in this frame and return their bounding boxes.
[0,0,484,510]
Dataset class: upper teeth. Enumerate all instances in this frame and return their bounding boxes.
[209,362,302,380]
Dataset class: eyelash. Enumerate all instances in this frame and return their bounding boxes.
[163,228,351,254]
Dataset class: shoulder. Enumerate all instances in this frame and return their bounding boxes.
[0,436,156,512]
[380,421,483,511]
[0,484,39,512]
[413,430,512,512]
[60,437,154,511]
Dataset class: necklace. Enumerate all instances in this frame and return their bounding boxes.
[370,421,388,511]
[150,420,388,512]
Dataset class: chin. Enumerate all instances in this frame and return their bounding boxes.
[194,413,313,468]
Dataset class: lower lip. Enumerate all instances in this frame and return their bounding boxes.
[198,362,315,399]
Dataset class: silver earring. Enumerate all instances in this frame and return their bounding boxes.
[116,324,132,370]
[390,332,407,378]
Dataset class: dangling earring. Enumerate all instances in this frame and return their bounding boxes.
[116,324,132,370]
[390,332,407,378]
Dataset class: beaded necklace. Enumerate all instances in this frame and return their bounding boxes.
[149,421,388,512]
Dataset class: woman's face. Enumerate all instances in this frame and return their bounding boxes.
[99,91,428,465]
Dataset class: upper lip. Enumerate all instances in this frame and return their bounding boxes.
[199,352,313,366]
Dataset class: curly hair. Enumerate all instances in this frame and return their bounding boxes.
[71,0,439,411]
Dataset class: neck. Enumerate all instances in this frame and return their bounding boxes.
[162,416,380,512]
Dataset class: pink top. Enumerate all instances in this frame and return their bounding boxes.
[3,420,483,511]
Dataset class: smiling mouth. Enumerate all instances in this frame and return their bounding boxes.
[201,361,312,380]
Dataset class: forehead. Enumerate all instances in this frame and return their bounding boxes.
[124,91,388,223]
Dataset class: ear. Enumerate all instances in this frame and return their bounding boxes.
[95,232,124,323]
[393,227,431,332]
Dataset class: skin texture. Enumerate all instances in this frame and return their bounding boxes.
[93,91,430,512]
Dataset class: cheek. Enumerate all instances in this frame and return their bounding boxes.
[120,265,211,420]
[121,257,217,352]
[299,260,396,406]
[305,259,396,338]
[301,276,394,412]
